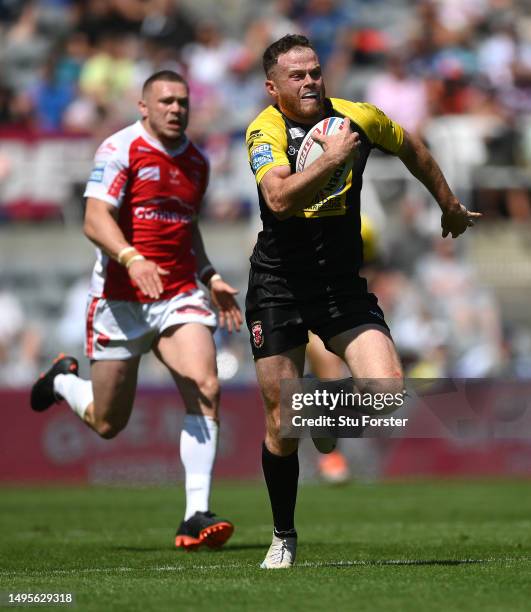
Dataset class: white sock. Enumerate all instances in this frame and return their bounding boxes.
[54,374,93,419]
[180,414,218,520]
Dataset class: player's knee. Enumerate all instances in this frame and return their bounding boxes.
[95,420,126,440]
[260,383,281,413]
[265,409,296,456]
[265,405,282,437]
[357,377,405,414]
[197,374,220,406]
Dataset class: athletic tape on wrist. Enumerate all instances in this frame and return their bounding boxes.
[208,273,222,288]
[117,246,137,265]
[125,254,146,269]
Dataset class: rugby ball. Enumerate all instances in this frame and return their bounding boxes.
[295,116,353,196]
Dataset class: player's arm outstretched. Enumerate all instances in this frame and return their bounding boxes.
[191,222,242,333]
[84,197,169,299]
[397,131,482,238]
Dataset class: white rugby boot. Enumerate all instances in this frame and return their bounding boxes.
[260,532,297,569]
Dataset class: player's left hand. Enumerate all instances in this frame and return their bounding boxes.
[209,279,242,333]
[441,202,482,238]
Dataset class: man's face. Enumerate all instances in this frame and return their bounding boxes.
[138,80,189,147]
[265,47,326,124]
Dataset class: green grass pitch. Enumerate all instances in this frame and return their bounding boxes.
[1,481,531,611]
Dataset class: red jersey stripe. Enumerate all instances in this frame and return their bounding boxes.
[86,297,100,358]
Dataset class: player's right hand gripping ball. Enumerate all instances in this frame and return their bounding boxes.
[295,116,353,197]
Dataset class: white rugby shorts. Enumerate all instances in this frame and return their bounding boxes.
[85,289,216,360]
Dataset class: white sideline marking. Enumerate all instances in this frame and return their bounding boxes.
[1,556,530,577]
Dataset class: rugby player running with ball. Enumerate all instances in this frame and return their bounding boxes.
[245,35,480,568]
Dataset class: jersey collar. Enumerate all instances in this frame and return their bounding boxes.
[136,120,189,157]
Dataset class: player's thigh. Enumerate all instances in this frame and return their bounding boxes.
[327,324,403,391]
[255,345,306,410]
[90,356,141,429]
[154,322,218,415]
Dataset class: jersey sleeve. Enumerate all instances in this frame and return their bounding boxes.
[332,99,404,155]
[246,111,289,184]
[83,137,129,207]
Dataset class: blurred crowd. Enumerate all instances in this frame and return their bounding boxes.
[1,0,530,385]
[1,0,530,218]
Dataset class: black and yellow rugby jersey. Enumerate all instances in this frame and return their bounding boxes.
[246,98,403,291]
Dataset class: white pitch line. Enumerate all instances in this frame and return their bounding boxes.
[1,556,530,578]
[0,564,235,577]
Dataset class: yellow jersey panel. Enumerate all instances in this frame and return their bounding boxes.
[330,98,404,154]
[246,106,289,185]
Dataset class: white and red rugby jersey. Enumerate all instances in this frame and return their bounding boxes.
[84,121,209,302]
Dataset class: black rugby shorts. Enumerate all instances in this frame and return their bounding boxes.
[245,276,389,359]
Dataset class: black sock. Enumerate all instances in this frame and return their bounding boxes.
[262,442,299,535]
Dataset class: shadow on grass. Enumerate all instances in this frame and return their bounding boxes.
[113,543,266,553]
[299,557,529,568]
[222,543,266,552]
[113,547,167,553]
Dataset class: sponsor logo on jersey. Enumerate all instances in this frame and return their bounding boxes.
[138,166,160,181]
[247,129,264,147]
[89,162,106,183]
[289,127,305,138]
[250,144,273,172]
[134,206,192,224]
[369,310,384,320]
[288,145,298,156]
[108,168,128,198]
[96,142,116,155]
[137,145,153,153]
[251,321,264,349]
[298,191,348,218]
[169,168,181,185]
